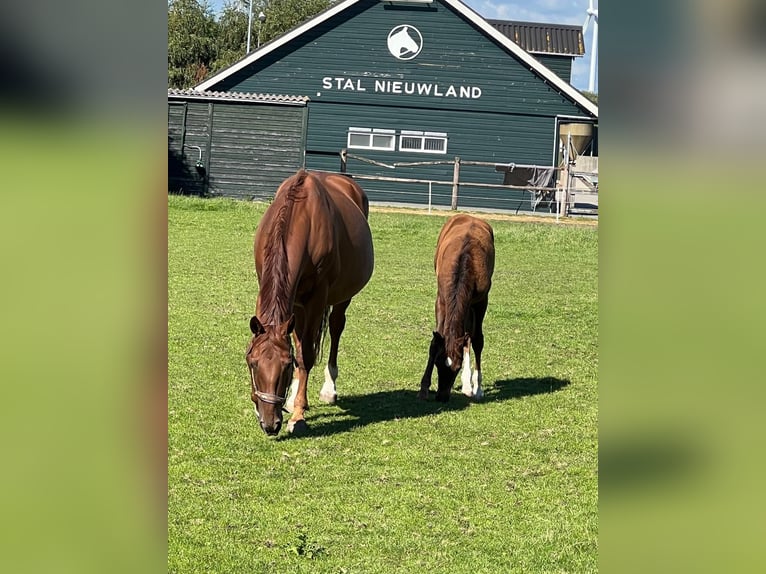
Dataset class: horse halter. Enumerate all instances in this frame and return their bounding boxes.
[246,341,296,407]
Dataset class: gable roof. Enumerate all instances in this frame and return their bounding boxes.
[195,0,597,118]
[488,20,585,57]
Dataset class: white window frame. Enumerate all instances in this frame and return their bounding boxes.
[399,130,448,154]
[347,127,396,151]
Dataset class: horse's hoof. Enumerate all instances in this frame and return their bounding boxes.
[473,388,484,401]
[318,391,337,404]
[287,419,308,435]
[461,384,474,397]
[417,390,429,401]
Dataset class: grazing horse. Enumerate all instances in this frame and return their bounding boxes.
[419,214,495,402]
[245,170,374,435]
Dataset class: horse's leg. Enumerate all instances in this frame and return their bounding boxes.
[287,303,324,434]
[320,300,350,404]
[420,299,441,400]
[460,308,474,396]
[460,335,473,397]
[285,308,306,413]
[285,336,301,413]
[418,351,435,400]
[287,346,313,434]
[469,298,488,400]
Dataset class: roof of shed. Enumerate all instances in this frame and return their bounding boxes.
[168,88,309,105]
[488,20,585,57]
[194,0,596,118]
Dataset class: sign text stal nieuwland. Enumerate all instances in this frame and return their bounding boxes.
[320,77,482,99]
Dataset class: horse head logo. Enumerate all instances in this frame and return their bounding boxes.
[387,25,423,61]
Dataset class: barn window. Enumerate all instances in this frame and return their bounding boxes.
[399,130,448,154]
[347,127,396,151]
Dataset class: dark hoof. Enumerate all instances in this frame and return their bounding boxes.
[417,389,429,401]
[287,419,308,435]
[435,393,450,403]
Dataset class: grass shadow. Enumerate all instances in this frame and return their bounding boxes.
[484,376,570,401]
[281,376,570,439]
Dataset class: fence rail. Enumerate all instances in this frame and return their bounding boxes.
[338,149,597,218]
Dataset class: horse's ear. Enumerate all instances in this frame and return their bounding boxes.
[250,316,266,335]
[432,331,444,342]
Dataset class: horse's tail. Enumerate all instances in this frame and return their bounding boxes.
[445,239,474,359]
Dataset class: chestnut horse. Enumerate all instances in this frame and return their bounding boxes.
[419,214,495,402]
[245,170,374,435]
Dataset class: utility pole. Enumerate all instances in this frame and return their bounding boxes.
[246,1,253,53]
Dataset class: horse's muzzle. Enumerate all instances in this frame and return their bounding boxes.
[261,420,282,436]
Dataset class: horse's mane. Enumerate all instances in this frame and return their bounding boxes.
[444,235,474,360]
[258,170,309,326]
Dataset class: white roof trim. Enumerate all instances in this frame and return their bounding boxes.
[194,0,597,118]
[195,0,359,92]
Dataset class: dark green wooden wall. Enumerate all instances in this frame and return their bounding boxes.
[216,2,584,118]
[304,100,555,211]
[535,54,574,84]
[168,98,306,199]
[200,0,596,211]
[168,102,207,196]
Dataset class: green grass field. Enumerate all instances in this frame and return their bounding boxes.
[168,196,598,573]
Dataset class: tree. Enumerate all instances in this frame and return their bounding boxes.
[211,2,250,73]
[168,0,218,88]
[257,0,331,47]
[168,0,333,89]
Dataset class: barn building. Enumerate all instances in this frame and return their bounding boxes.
[171,0,598,212]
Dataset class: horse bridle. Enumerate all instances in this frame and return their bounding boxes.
[246,341,296,406]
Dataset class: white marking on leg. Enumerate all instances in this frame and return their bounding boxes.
[472,369,483,400]
[461,347,473,396]
[319,364,338,403]
[285,378,299,412]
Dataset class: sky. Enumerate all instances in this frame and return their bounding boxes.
[207,0,597,92]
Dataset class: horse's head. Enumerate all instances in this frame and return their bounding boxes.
[387,26,420,58]
[245,315,295,436]
[428,331,469,402]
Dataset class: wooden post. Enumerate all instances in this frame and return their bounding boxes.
[340,148,347,173]
[428,181,432,214]
[451,156,460,210]
[203,102,214,197]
